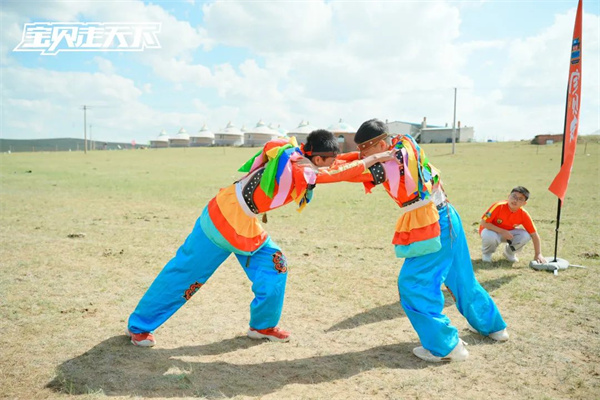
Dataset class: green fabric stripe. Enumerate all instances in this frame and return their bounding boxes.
[260,144,293,198]
[238,148,264,173]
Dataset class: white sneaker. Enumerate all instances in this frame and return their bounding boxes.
[482,253,493,263]
[489,328,510,342]
[413,339,469,362]
[503,245,518,262]
[466,323,509,342]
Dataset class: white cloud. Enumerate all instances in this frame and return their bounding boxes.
[201,1,334,53]
[93,57,115,75]
[200,1,466,95]
[151,57,213,84]
[1,1,207,61]
[158,1,471,130]
[2,1,93,21]
[0,9,28,66]
[1,66,145,138]
[486,9,599,138]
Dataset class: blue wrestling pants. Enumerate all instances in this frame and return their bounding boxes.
[398,203,507,357]
[128,208,288,334]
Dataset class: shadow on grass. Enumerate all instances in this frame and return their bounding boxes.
[472,258,523,271]
[47,336,426,398]
[326,275,517,332]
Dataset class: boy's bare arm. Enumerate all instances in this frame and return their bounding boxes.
[531,232,547,263]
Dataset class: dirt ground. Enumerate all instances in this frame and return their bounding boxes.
[1,143,599,399]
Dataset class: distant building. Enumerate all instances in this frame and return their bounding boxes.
[386,117,476,143]
[215,122,244,146]
[287,120,317,144]
[419,122,474,144]
[244,120,280,147]
[190,124,214,147]
[169,128,190,147]
[386,119,423,137]
[150,129,169,148]
[328,118,356,153]
[531,134,563,145]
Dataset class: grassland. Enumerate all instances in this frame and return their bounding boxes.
[1,141,599,399]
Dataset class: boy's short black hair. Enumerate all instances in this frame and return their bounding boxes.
[304,129,340,159]
[354,118,388,145]
[511,186,530,200]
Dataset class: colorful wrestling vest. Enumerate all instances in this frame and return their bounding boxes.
[203,137,317,255]
[364,135,443,258]
[238,137,317,212]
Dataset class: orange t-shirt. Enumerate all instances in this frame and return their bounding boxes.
[479,201,536,235]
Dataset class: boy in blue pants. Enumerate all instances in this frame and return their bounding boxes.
[127,130,396,346]
[351,119,508,362]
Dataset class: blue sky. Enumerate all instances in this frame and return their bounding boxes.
[1,0,599,143]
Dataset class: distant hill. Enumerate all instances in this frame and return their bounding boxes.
[0,138,143,153]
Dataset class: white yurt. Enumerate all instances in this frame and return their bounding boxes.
[244,120,280,147]
[190,124,214,147]
[287,120,317,144]
[214,121,244,146]
[328,118,356,153]
[169,128,190,147]
[150,129,169,148]
[268,122,289,138]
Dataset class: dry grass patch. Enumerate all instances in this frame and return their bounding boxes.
[1,142,599,399]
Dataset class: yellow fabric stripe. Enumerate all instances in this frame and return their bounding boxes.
[403,138,420,189]
[214,185,263,239]
[394,202,440,233]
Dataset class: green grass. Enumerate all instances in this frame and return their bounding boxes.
[1,142,599,399]
[0,137,142,152]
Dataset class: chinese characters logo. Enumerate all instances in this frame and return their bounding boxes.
[14,22,161,55]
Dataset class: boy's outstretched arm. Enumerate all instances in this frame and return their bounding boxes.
[531,232,547,263]
[315,149,397,184]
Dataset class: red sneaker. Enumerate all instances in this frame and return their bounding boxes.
[126,330,156,347]
[247,327,291,342]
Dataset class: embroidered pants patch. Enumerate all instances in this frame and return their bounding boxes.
[272,251,288,273]
[183,282,203,300]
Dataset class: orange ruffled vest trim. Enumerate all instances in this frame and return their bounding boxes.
[207,186,267,253]
[392,196,440,246]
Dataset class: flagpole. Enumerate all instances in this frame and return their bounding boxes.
[546,0,583,270]
[552,87,570,262]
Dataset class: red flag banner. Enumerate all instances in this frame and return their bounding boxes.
[548,0,583,201]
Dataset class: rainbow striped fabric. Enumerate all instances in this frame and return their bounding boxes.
[388,135,442,258]
[238,137,316,211]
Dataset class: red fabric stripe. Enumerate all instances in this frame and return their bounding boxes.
[392,222,440,245]
[207,198,267,252]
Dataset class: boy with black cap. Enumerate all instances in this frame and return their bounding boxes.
[351,118,508,362]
